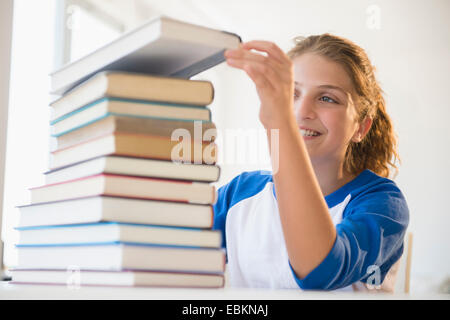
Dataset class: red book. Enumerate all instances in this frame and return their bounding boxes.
[29,174,216,205]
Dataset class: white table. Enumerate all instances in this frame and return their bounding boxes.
[0,281,447,300]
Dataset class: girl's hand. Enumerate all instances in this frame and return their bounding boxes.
[224,41,295,129]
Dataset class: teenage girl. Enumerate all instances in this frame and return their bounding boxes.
[213,34,409,291]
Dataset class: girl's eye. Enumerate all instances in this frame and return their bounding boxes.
[293,91,300,100]
[319,96,338,104]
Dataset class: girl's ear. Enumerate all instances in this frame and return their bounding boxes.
[352,116,373,143]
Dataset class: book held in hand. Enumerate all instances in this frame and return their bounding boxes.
[50,15,241,95]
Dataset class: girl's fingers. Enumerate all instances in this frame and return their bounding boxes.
[226,58,278,90]
[225,47,284,70]
[225,48,292,83]
[241,40,290,66]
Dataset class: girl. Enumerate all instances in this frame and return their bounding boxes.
[213,34,409,291]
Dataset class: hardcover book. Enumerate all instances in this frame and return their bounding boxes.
[51,114,217,151]
[17,196,214,229]
[50,15,241,95]
[50,71,215,120]
[50,97,212,133]
[29,174,217,205]
[16,242,226,273]
[44,155,220,185]
[16,222,222,248]
[49,132,217,170]
[10,269,225,288]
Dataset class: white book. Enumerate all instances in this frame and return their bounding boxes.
[16,243,225,273]
[44,156,220,185]
[16,222,222,248]
[17,196,214,229]
[10,269,225,288]
[50,15,241,95]
[29,174,216,205]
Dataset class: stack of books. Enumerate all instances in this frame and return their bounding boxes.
[10,16,241,288]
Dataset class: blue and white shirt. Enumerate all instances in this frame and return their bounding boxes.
[213,169,409,291]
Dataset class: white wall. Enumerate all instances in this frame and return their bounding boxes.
[181,0,450,293]
[1,0,55,270]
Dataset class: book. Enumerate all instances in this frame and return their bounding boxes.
[29,174,217,205]
[16,222,221,248]
[50,71,215,120]
[17,196,214,228]
[50,97,211,132]
[44,156,220,185]
[49,132,218,170]
[51,114,217,151]
[9,269,224,288]
[15,242,226,273]
[50,15,241,95]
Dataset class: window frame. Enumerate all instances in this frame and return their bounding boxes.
[0,0,14,278]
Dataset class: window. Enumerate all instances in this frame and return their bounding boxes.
[2,0,56,268]
[1,0,123,269]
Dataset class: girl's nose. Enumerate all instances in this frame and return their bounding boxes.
[294,97,317,121]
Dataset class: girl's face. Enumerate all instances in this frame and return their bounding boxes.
[292,53,365,166]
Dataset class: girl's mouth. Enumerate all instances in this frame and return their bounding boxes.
[300,129,322,139]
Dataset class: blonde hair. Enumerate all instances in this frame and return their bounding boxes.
[287,34,399,179]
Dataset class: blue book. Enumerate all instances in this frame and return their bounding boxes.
[16,222,222,249]
[50,97,212,135]
[15,241,226,273]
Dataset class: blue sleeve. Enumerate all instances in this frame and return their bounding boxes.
[290,182,410,290]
